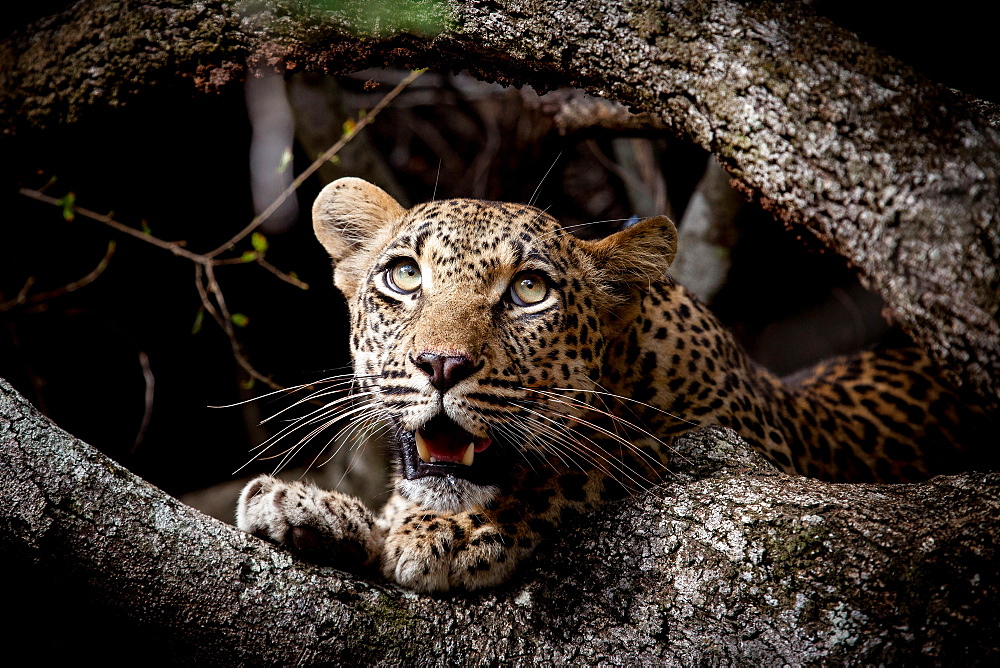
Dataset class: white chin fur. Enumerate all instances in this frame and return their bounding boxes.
[397,476,500,513]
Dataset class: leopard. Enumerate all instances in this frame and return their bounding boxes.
[237,177,992,593]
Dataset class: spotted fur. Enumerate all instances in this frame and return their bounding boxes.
[237,178,991,592]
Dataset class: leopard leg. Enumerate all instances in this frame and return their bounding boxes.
[236,475,385,570]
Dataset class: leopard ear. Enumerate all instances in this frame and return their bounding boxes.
[583,215,677,289]
[313,177,406,297]
[312,177,406,264]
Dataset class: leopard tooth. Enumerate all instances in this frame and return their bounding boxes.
[415,431,431,463]
[461,442,475,466]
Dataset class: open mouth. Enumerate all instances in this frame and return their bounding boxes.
[398,414,498,484]
[415,414,492,465]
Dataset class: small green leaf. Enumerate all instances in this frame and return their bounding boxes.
[240,377,256,390]
[57,192,76,221]
[231,313,250,328]
[191,308,205,335]
[289,271,299,280]
[342,118,357,136]
[277,146,293,174]
[327,155,341,166]
[240,250,258,263]
[141,219,152,235]
[251,232,269,253]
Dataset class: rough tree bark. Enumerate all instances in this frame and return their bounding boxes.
[3,1,999,663]
[3,379,998,663]
[2,0,998,409]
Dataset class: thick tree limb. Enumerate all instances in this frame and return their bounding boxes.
[3,378,998,662]
[3,0,996,410]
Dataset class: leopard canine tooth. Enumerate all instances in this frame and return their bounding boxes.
[415,431,431,463]
[461,442,475,466]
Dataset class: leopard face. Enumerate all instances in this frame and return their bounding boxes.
[313,178,676,512]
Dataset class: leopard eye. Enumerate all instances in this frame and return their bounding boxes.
[386,258,422,294]
[510,272,548,306]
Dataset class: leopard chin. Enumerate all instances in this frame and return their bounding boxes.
[396,475,501,513]
[393,416,505,512]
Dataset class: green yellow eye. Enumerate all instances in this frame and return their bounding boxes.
[510,272,548,306]
[387,258,422,293]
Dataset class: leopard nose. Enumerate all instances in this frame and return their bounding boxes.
[413,352,481,392]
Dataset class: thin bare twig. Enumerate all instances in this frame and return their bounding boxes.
[256,257,310,290]
[18,191,201,260]
[17,69,424,390]
[205,68,425,258]
[0,240,117,313]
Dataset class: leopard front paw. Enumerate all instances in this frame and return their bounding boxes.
[381,511,526,592]
[236,475,384,570]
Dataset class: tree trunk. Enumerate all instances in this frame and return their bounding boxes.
[2,0,998,409]
[2,378,998,663]
[3,2,998,661]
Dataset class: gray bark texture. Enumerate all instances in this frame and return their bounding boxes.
[3,378,999,663]
[3,1,999,662]
[2,0,999,410]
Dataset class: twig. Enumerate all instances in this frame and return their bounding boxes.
[193,263,279,390]
[0,240,117,313]
[205,68,425,258]
[18,191,200,260]
[255,257,310,290]
[17,69,424,390]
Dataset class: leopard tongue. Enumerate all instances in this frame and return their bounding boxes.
[414,424,490,466]
[415,431,475,465]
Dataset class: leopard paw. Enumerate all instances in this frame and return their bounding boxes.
[236,475,384,570]
[381,509,526,592]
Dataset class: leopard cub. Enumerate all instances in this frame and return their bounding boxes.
[237,178,990,592]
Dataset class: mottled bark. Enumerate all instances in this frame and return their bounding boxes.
[3,0,996,410]
[2,378,998,663]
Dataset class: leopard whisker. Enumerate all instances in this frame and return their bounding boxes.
[518,417,627,481]
[546,386,699,427]
[294,398,385,439]
[494,399,599,476]
[485,420,546,476]
[259,381,370,425]
[528,151,562,206]
[519,398,668,480]
[530,385,695,469]
[333,406,392,454]
[328,421,393,491]
[306,405,389,475]
[232,396,382,475]
[528,388,674,456]
[536,217,637,243]
[266,400,386,476]
[515,404,652,487]
[209,371,377,409]
[248,390,382,455]
[506,414,580,472]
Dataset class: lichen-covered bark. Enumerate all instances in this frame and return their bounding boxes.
[3,378,998,663]
[2,0,996,411]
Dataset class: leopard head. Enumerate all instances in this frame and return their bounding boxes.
[313,178,676,512]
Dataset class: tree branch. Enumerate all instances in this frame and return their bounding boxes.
[3,0,996,410]
[2,378,997,662]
